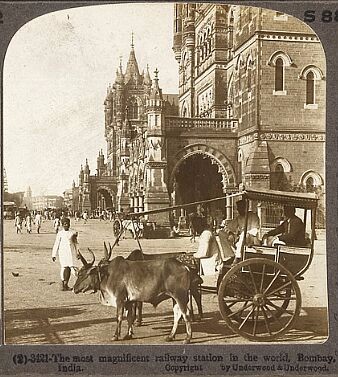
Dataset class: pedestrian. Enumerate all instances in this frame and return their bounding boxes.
[52,217,80,291]
[74,210,80,222]
[35,212,43,233]
[25,213,32,233]
[53,216,61,234]
[83,211,88,224]
[14,213,22,234]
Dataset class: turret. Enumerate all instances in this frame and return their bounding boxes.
[148,68,163,105]
[79,165,84,186]
[146,69,165,161]
[84,159,90,183]
[143,64,152,94]
[114,58,124,122]
[104,85,113,134]
[96,150,105,177]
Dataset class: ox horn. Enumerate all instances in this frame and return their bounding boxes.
[87,248,96,266]
[103,242,109,260]
[77,250,88,266]
[108,242,113,260]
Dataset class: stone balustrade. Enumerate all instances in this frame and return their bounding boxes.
[165,116,238,130]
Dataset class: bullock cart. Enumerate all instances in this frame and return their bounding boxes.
[128,188,319,342]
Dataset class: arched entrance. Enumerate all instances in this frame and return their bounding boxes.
[172,155,226,224]
[96,187,115,212]
[170,144,237,224]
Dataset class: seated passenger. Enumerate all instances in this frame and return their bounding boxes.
[219,199,260,265]
[263,205,306,247]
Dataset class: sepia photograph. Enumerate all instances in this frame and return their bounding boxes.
[3,1,327,352]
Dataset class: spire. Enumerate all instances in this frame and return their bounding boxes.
[84,159,90,174]
[143,64,152,86]
[125,37,140,83]
[150,68,163,100]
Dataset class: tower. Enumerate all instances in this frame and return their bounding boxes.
[81,159,91,212]
[117,116,131,212]
[144,69,170,223]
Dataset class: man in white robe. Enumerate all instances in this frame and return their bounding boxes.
[52,218,79,291]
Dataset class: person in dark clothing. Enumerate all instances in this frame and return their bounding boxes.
[263,206,306,247]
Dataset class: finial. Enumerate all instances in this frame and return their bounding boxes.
[119,55,123,72]
[131,31,134,48]
[154,68,159,79]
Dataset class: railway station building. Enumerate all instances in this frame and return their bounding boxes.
[73,4,325,226]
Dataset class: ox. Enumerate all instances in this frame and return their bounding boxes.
[73,249,193,344]
[125,248,203,326]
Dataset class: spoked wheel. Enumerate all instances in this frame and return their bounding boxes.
[113,218,122,238]
[218,258,301,341]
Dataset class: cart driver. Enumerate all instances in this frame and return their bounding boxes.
[263,205,306,247]
[218,199,260,266]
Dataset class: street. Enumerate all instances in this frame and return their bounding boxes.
[3,219,328,345]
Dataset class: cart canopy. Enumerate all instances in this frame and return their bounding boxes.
[241,188,318,209]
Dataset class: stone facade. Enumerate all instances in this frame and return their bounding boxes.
[73,4,325,225]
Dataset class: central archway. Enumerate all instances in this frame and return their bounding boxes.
[173,154,225,220]
[169,144,237,222]
[96,186,115,211]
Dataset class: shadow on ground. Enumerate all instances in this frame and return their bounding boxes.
[4,304,328,345]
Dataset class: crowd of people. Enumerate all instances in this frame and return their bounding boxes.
[12,207,122,235]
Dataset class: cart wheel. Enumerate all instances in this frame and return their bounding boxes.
[113,218,122,238]
[218,258,301,341]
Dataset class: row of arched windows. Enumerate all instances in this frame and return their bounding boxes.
[269,52,324,106]
[197,25,214,63]
[232,52,323,107]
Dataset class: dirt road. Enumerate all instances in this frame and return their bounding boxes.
[3,219,328,345]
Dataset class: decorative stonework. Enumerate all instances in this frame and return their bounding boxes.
[260,132,325,142]
[238,132,259,146]
[245,174,270,180]
[258,32,319,43]
[239,132,325,146]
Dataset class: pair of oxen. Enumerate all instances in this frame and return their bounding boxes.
[73,243,203,344]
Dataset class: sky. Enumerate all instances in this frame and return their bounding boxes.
[3,3,178,196]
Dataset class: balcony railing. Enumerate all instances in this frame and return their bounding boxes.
[165,116,238,131]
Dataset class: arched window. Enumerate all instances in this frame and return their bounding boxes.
[182,104,188,117]
[128,98,138,119]
[271,158,291,191]
[247,61,253,91]
[275,58,284,91]
[306,71,315,104]
[305,176,315,192]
